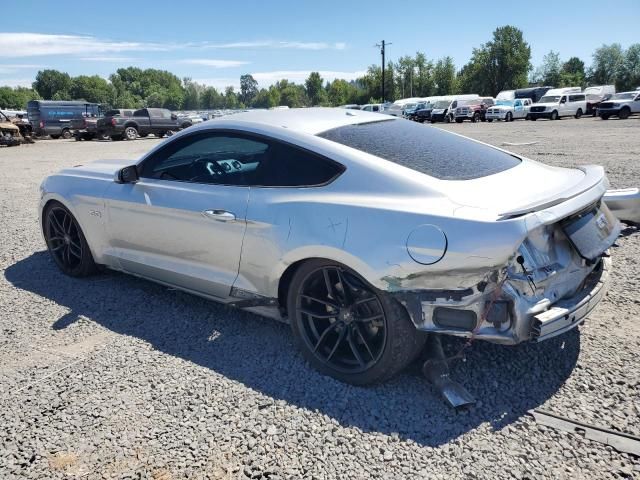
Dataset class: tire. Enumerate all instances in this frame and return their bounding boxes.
[455,118,463,123]
[61,129,72,139]
[487,119,493,122]
[619,108,630,120]
[471,112,480,123]
[74,135,81,141]
[550,110,558,120]
[575,109,583,119]
[530,117,537,121]
[506,112,513,122]
[444,115,451,124]
[50,134,60,139]
[287,259,426,385]
[525,114,531,120]
[42,201,97,277]
[124,126,138,140]
[600,114,610,120]
[156,131,166,138]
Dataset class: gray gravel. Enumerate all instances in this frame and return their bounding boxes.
[1,119,639,479]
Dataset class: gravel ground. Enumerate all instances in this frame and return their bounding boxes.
[1,118,639,479]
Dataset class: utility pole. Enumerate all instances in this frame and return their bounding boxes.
[375,40,391,102]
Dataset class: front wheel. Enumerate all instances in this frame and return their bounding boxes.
[288,260,425,385]
[471,112,480,123]
[43,202,97,277]
[619,108,630,120]
[550,110,558,120]
[575,109,583,119]
[506,112,513,122]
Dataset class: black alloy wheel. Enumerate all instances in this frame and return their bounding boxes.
[44,203,96,277]
[288,260,425,385]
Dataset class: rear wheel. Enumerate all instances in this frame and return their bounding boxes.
[288,260,425,385]
[619,107,630,120]
[506,112,513,122]
[575,109,583,119]
[43,202,97,277]
[550,110,559,120]
[600,114,610,120]
[61,129,72,139]
[124,126,138,140]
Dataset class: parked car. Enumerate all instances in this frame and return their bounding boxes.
[27,100,101,139]
[414,103,438,123]
[0,111,25,146]
[454,97,495,123]
[360,103,384,113]
[515,86,554,103]
[584,85,615,116]
[404,102,428,121]
[39,108,620,386]
[98,108,191,141]
[528,88,586,120]
[597,91,640,119]
[0,110,34,143]
[495,90,516,102]
[430,95,480,123]
[485,98,532,122]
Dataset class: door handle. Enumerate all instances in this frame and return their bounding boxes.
[202,209,236,222]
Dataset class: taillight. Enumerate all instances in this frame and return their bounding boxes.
[111,118,117,126]
[39,120,44,128]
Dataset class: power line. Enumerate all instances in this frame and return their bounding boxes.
[375,40,392,103]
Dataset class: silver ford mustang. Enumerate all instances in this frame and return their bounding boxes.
[40,108,620,385]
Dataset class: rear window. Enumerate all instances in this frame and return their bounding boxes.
[317,119,521,180]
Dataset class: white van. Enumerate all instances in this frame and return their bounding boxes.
[528,87,586,120]
[495,90,516,101]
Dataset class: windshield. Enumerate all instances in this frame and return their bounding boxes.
[317,119,520,180]
[611,92,636,100]
[539,95,561,103]
[433,101,450,109]
[496,100,514,106]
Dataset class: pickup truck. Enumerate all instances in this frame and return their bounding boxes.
[454,98,494,122]
[97,108,192,140]
[485,98,532,122]
[597,91,640,119]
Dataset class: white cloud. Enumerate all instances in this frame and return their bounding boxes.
[0,78,33,88]
[0,33,169,58]
[80,56,136,62]
[180,59,250,68]
[203,40,346,50]
[192,78,241,90]
[0,64,43,73]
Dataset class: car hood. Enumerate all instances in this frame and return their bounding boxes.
[490,105,513,111]
[441,157,606,221]
[532,102,557,108]
[60,158,133,181]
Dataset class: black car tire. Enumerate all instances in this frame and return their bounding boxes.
[472,112,480,123]
[506,112,513,122]
[600,114,610,120]
[61,129,72,139]
[618,108,630,120]
[288,259,426,385]
[43,201,97,277]
[575,109,583,119]
[455,118,463,123]
[487,119,493,122]
[550,110,559,120]
[124,126,138,141]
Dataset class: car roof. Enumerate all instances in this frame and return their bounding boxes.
[190,107,393,136]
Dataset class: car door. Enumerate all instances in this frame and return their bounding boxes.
[632,94,640,113]
[102,130,271,299]
[513,99,523,118]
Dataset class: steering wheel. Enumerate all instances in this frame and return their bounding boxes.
[188,157,225,181]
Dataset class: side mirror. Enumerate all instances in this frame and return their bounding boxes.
[171,114,178,120]
[116,165,139,184]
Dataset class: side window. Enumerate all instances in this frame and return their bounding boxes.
[140,133,270,186]
[134,109,147,117]
[255,142,344,187]
[515,100,521,107]
[372,105,379,112]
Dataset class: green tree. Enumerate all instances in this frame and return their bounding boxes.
[223,86,238,108]
[433,57,457,95]
[0,86,41,109]
[70,75,115,104]
[539,51,562,86]
[560,57,586,87]
[618,44,640,91]
[589,44,625,85]
[201,86,223,109]
[182,78,202,110]
[239,74,259,107]
[327,79,357,106]
[33,69,72,100]
[457,26,530,95]
[414,52,434,96]
[305,72,326,105]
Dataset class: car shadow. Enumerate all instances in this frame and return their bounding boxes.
[5,252,580,448]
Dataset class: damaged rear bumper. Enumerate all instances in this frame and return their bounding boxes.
[394,257,611,345]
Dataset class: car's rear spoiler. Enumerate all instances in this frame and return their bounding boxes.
[603,188,640,224]
[498,166,606,219]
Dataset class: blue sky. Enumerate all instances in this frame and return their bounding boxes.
[2,0,639,90]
